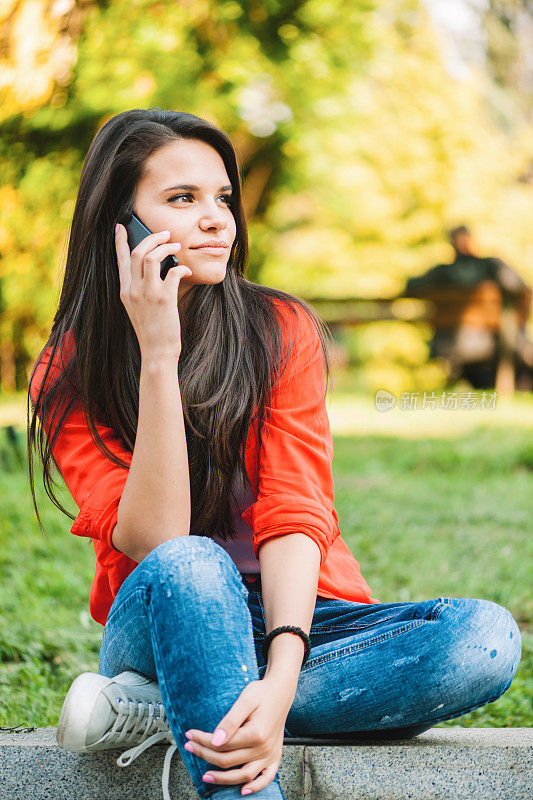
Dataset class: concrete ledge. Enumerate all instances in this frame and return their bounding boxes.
[1,727,531,799]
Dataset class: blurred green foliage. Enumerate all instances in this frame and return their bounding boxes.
[0,0,532,392]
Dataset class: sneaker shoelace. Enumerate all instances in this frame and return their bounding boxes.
[112,696,178,800]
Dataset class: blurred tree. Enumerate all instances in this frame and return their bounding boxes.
[0,0,531,394]
[262,1,533,300]
[0,0,93,122]
[483,0,533,117]
[0,0,378,390]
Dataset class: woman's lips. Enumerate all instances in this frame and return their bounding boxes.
[190,245,227,253]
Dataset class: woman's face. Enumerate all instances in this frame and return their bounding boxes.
[133,139,237,303]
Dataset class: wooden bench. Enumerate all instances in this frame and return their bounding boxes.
[307,282,532,395]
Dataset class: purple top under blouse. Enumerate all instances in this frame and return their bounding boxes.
[211,469,261,579]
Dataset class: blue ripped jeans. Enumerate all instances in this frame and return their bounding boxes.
[98,535,522,800]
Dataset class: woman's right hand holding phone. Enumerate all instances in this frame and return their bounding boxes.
[114,224,192,362]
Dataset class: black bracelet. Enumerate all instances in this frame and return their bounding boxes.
[262,625,311,668]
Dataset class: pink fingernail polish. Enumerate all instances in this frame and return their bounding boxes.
[242,790,252,796]
[211,728,227,746]
[185,731,193,739]
[203,774,215,783]
[115,223,119,234]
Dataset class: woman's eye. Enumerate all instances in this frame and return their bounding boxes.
[168,194,233,204]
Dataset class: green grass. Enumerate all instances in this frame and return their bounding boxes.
[332,429,532,728]
[0,387,531,730]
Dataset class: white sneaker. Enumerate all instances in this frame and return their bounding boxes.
[57,670,178,800]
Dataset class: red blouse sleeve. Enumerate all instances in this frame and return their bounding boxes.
[29,341,132,556]
[241,301,341,567]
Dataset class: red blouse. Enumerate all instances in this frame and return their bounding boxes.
[30,298,380,626]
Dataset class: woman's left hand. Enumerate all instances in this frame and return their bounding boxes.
[183,675,296,795]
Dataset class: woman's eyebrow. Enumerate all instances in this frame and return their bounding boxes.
[161,183,232,193]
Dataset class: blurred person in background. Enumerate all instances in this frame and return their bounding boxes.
[404,226,533,390]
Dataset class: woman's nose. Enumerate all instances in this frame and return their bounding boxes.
[199,201,229,227]
[200,215,227,230]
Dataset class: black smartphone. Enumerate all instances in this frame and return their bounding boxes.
[119,212,179,281]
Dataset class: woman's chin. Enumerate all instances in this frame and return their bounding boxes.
[189,267,227,283]
[178,269,226,296]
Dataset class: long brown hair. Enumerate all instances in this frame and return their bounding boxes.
[27,107,333,545]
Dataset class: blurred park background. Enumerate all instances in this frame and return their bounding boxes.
[1,0,532,729]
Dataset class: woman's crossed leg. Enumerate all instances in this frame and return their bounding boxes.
[99,535,522,797]
[250,590,522,739]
